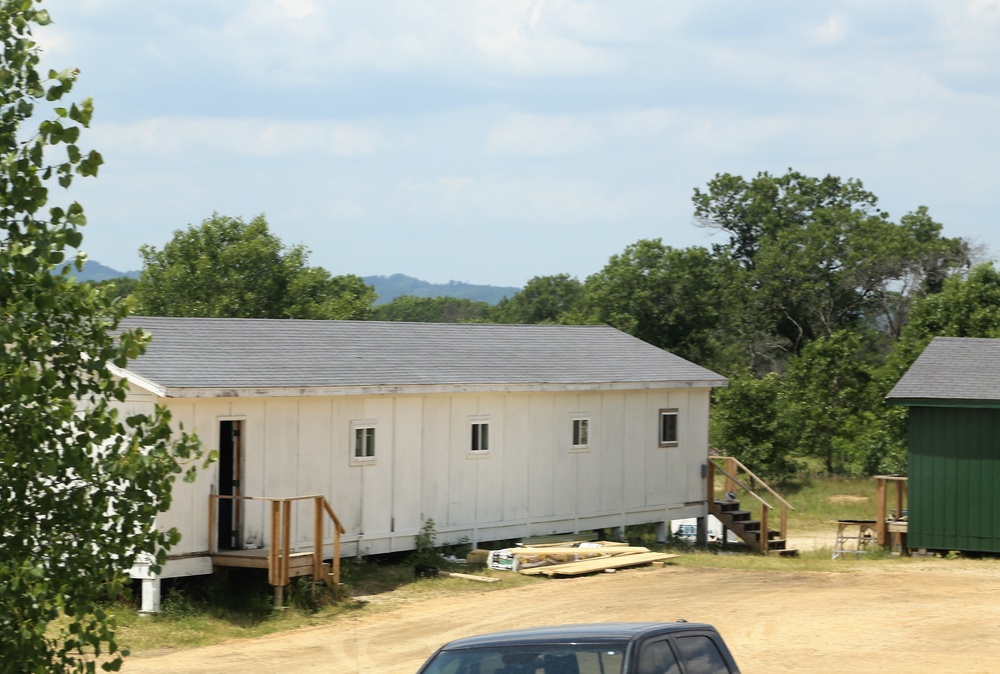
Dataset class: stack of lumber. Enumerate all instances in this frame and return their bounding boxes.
[503,541,676,577]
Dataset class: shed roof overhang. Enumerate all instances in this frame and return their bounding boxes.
[885,397,1000,409]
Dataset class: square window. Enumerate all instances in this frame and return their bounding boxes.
[659,409,678,446]
[353,426,376,460]
[471,422,489,452]
[572,418,589,448]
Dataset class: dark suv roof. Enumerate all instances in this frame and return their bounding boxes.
[438,622,713,650]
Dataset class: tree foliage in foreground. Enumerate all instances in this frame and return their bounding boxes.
[134,213,376,320]
[0,2,203,671]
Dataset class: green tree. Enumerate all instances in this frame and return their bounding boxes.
[134,213,374,320]
[694,170,967,357]
[711,372,798,480]
[375,295,491,323]
[490,274,583,324]
[0,3,203,670]
[780,330,881,474]
[284,266,376,321]
[893,263,1000,360]
[581,241,733,368]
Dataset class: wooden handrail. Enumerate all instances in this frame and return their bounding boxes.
[708,456,793,548]
[209,493,344,595]
[716,456,795,512]
[712,463,775,511]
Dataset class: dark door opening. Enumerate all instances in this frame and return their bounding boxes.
[217,420,243,550]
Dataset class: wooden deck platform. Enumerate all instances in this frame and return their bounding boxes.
[212,548,318,578]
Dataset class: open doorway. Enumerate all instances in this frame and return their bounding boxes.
[217,419,244,550]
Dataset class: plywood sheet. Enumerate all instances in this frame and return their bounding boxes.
[519,552,676,576]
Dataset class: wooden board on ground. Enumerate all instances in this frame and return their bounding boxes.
[519,552,677,576]
[509,546,652,557]
[439,571,500,583]
[519,540,630,549]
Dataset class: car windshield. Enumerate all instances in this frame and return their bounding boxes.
[421,643,626,674]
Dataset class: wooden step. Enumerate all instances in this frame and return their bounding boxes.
[719,509,752,522]
[713,499,744,512]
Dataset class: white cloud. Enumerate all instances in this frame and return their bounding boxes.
[611,109,678,138]
[274,0,317,20]
[473,0,622,75]
[92,117,390,158]
[391,173,641,225]
[812,12,850,46]
[485,112,597,156]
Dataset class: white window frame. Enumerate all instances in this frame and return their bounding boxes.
[469,416,490,456]
[659,408,678,447]
[350,420,377,465]
[571,416,590,450]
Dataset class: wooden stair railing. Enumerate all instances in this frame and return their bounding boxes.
[209,494,346,597]
[707,456,795,555]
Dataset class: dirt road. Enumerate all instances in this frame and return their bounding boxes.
[122,559,1000,674]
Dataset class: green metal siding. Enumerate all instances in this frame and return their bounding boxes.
[909,407,1000,552]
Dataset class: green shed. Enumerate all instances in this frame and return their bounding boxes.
[886,336,1000,554]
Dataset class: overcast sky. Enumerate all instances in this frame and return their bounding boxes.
[39,0,1000,287]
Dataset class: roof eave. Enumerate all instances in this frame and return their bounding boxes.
[151,378,729,399]
[109,365,168,398]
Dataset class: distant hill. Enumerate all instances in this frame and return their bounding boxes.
[364,274,520,305]
[71,265,518,305]
[76,260,140,282]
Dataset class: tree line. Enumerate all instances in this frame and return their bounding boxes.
[102,170,1000,479]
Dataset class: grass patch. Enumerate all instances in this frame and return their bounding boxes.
[778,475,879,531]
[111,555,529,655]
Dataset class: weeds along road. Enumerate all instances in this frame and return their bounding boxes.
[122,561,1000,674]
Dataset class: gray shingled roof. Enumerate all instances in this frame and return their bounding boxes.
[117,317,727,393]
[886,336,1000,403]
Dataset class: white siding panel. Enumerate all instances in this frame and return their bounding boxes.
[599,392,625,513]
[623,393,647,510]
[297,398,334,545]
[263,400,299,497]
[683,389,710,504]
[392,396,423,536]
[420,396,451,528]
[501,394,530,523]
[527,395,555,519]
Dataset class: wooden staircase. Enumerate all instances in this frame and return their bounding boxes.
[209,494,346,605]
[708,457,797,556]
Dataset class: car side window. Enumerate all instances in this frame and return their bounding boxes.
[673,635,731,674]
[636,639,681,674]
